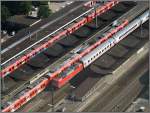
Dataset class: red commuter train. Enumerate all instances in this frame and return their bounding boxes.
[1,0,119,78]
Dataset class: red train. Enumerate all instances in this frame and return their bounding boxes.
[52,63,83,88]
[51,9,149,88]
[2,4,149,113]
[1,0,119,78]
[2,18,128,113]
[2,1,121,112]
[51,20,129,88]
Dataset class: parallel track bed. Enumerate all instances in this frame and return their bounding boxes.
[83,55,148,112]
[17,12,149,113]
[1,1,135,97]
[2,0,126,79]
[70,21,149,100]
[1,1,88,62]
[1,2,84,50]
[2,1,149,112]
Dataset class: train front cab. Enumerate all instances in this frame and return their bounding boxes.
[52,63,83,88]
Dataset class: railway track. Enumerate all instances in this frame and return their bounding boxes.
[21,19,149,112]
[53,20,149,112]
[1,1,135,96]
[2,0,118,95]
[1,0,120,77]
[1,1,85,55]
[83,53,148,112]
[0,0,149,112]
[1,1,83,50]
[18,9,149,113]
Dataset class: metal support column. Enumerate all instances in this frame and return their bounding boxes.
[1,77,6,92]
[140,22,143,38]
[29,28,31,40]
[133,102,137,112]
[95,7,98,28]
[51,86,54,112]
[36,31,38,40]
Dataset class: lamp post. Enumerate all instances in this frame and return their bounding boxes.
[95,7,98,28]
[51,86,54,112]
[132,101,137,112]
[70,85,76,103]
[29,27,31,40]
[1,77,5,92]
[140,21,143,38]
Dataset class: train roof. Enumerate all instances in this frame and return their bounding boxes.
[80,39,111,62]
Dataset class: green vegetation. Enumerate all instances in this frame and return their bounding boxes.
[32,1,49,7]
[19,2,32,14]
[1,5,11,21]
[2,1,32,15]
[1,1,51,21]
[38,5,51,18]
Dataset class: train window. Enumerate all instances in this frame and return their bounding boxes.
[83,20,86,24]
[78,24,80,28]
[2,71,6,75]
[16,63,20,66]
[9,68,12,72]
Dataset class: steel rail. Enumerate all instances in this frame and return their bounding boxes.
[2,18,127,112]
[1,0,119,77]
